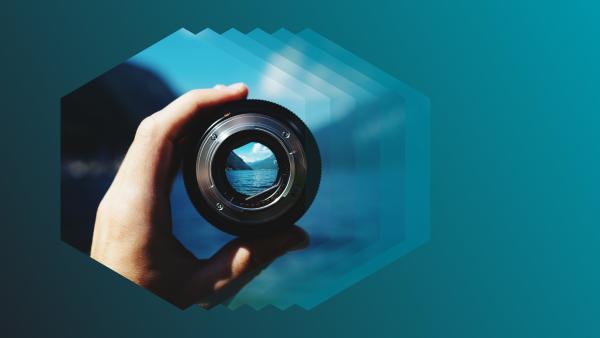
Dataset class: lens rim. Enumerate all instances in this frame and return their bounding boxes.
[194,113,307,224]
[212,130,290,209]
[183,99,321,237]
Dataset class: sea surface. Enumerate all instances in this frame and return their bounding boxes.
[62,165,395,309]
[225,169,278,195]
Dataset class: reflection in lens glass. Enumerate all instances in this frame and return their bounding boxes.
[225,142,279,196]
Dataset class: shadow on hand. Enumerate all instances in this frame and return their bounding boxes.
[192,225,309,309]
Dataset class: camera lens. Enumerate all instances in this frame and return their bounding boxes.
[183,99,321,236]
[225,142,279,196]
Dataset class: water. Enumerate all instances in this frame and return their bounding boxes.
[170,169,385,309]
[225,169,278,195]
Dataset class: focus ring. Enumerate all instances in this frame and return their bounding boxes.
[183,99,321,237]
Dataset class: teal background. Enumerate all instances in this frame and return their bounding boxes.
[2,1,599,337]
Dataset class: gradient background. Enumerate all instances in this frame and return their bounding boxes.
[2,1,599,337]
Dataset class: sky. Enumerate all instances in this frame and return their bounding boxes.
[233,142,274,163]
[126,28,340,132]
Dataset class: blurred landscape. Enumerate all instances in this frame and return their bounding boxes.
[60,29,411,309]
[225,141,278,195]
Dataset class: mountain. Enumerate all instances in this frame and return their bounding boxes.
[249,155,278,170]
[61,62,176,160]
[226,152,252,170]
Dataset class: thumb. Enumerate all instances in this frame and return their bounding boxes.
[185,226,309,308]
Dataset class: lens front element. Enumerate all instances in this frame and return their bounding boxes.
[184,100,321,236]
[225,142,279,196]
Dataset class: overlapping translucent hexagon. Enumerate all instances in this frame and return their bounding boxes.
[61,28,430,310]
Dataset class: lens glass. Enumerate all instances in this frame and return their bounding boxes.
[225,142,279,196]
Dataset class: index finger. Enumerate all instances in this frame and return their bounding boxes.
[152,83,248,142]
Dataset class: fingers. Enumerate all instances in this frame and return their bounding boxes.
[113,84,248,192]
[129,83,248,155]
[186,226,309,308]
[144,83,248,143]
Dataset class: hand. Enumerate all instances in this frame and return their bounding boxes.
[90,84,308,309]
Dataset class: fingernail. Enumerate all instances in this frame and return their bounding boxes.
[284,231,309,252]
[213,84,226,89]
[226,82,246,92]
[289,237,309,251]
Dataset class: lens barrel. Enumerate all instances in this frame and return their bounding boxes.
[183,99,321,236]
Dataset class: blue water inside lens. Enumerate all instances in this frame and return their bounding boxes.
[225,169,278,195]
[225,142,279,195]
